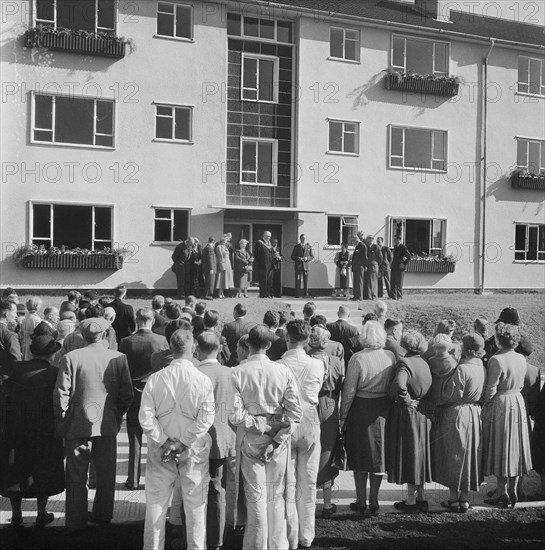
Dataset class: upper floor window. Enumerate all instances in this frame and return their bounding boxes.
[227,14,292,43]
[153,208,190,242]
[327,215,358,246]
[156,2,192,40]
[240,138,276,185]
[31,202,112,250]
[155,104,192,142]
[517,138,545,174]
[328,120,359,155]
[330,27,360,62]
[389,217,446,256]
[390,126,447,171]
[32,92,115,148]
[242,54,278,102]
[34,0,116,33]
[515,223,545,262]
[518,57,545,96]
[392,35,448,75]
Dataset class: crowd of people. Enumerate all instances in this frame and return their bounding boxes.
[170,229,413,302]
[0,285,543,550]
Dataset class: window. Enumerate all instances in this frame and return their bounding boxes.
[31,203,112,249]
[329,27,359,61]
[34,0,116,33]
[327,216,358,246]
[242,54,277,102]
[153,208,190,242]
[227,14,292,43]
[517,138,545,174]
[390,126,447,171]
[32,92,114,147]
[240,139,276,185]
[515,224,545,261]
[328,120,359,154]
[155,104,191,142]
[389,217,446,256]
[392,35,449,75]
[518,57,545,96]
[156,2,192,40]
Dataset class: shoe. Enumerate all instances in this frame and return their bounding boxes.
[369,502,380,516]
[10,515,23,528]
[509,492,518,509]
[393,501,420,513]
[36,512,54,527]
[88,513,111,527]
[440,500,459,512]
[484,494,509,508]
[321,503,337,519]
[459,501,471,513]
[124,481,139,490]
[349,500,361,511]
[416,500,429,512]
[358,504,367,516]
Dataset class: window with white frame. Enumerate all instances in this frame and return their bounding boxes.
[155,104,191,141]
[156,2,192,39]
[153,208,190,242]
[390,126,447,171]
[240,139,276,184]
[392,35,449,75]
[32,92,114,147]
[517,138,545,174]
[34,0,116,33]
[515,223,545,261]
[327,216,359,246]
[389,217,446,256]
[328,120,359,154]
[242,54,277,102]
[329,27,359,61]
[31,203,112,250]
[517,57,545,96]
[227,15,292,43]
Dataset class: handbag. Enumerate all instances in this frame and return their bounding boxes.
[244,265,253,273]
[331,430,348,470]
[340,266,347,277]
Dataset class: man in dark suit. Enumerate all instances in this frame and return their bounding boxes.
[253,231,275,298]
[350,231,367,301]
[119,308,168,490]
[33,306,59,339]
[108,285,136,343]
[201,237,217,300]
[221,303,252,366]
[291,234,314,298]
[376,237,392,299]
[326,305,360,366]
[390,235,411,300]
[171,237,195,299]
[263,310,287,361]
[0,300,21,375]
[271,238,283,297]
[54,317,133,532]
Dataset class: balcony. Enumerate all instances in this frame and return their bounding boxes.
[385,71,460,98]
[23,26,127,59]
[405,259,456,274]
[511,170,545,191]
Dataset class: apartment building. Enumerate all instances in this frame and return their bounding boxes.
[1,0,543,292]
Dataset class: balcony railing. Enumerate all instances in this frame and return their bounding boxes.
[385,71,460,98]
[511,171,545,191]
[24,26,127,58]
[405,259,456,274]
[21,254,123,270]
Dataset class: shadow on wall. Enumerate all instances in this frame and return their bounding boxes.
[486,175,545,216]
[308,260,333,290]
[154,268,177,290]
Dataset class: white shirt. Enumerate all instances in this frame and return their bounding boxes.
[139,358,214,448]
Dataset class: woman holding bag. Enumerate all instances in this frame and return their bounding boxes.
[334,243,351,297]
[233,239,252,298]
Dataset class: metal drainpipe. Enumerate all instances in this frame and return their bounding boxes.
[481,38,495,294]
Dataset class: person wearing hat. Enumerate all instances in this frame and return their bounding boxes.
[53,317,134,533]
[431,333,487,513]
[1,335,65,527]
[390,235,411,300]
[484,307,533,365]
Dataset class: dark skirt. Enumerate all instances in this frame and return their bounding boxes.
[387,401,432,485]
[317,394,340,486]
[345,396,391,473]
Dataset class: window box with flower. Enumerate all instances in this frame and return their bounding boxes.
[405,254,457,273]
[385,69,461,98]
[510,168,545,191]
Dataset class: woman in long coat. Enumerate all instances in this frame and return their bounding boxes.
[307,326,345,518]
[482,323,532,508]
[0,335,65,527]
[387,330,432,512]
[233,239,252,298]
[215,237,234,299]
[334,244,351,297]
[432,333,486,513]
